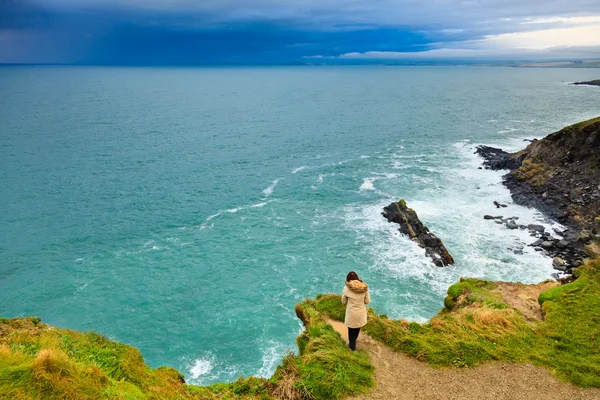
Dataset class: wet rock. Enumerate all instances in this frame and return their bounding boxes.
[475,146,523,170]
[552,257,567,271]
[542,241,554,249]
[527,224,545,233]
[506,221,519,230]
[557,240,570,248]
[484,215,495,220]
[494,201,508,208]
[383,200,454,267]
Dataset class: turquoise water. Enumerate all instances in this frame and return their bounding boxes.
[1,66,599,383]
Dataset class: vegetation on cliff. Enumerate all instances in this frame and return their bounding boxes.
[0,300,374,399]
[313,257,600,387]
[2,257,599,398]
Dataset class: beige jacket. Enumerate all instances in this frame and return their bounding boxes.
[342,280,371,328]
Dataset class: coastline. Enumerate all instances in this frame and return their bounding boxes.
[3,117,600,398]
[475,117,600,275]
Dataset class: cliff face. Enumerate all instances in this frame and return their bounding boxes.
[507,117,600,233]
[478,117,600,241]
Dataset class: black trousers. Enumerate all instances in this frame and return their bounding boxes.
[348,327,361,350]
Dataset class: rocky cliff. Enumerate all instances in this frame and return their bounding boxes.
[476,117,600,268]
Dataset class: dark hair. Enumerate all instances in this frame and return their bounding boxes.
[346,271,360,282]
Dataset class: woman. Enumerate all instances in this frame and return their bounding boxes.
[342,271,370,350]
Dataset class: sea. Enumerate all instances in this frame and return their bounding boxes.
[1,65,599,384]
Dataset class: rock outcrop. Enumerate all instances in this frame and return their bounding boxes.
[476,117,600,273]
[572,79,600,87]
[382,200,454,267]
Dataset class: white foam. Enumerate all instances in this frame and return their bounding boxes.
[204,212,222,222]
[188,355,215,380]
[292,166,308,174]
[498,128,520,134]
[263,179,280,197]
[360,155,370,159]
[74,282,89,294]
[199,200,275,229]
[257,340,287,378]
[392,161,411,169]
[359,178,376,191]
[336,140,561,320]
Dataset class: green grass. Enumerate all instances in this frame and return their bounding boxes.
[4,258,599,398]
[0,296,374,399]
[313,258,600,387]
[0,317,276,399]
[280,300,374,400]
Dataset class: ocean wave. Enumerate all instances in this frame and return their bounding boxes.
[359,178,376,191]
[497,128,521,134]
[199,200,276,229]
[262,178,281,198]
[189,356,214,379]
[257,340,288,378]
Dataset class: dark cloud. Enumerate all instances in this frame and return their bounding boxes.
[1,0,600,63]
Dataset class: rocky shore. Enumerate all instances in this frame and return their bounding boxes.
[572,79,600,87]
[382,200,454,267]
[476,116,600,275]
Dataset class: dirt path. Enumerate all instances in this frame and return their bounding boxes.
[493,281,560,321]
[326,319,600,400]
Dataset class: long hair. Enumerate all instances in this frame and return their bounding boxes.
[346,271,361,282]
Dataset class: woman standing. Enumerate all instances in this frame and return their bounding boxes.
[342,271,370,351]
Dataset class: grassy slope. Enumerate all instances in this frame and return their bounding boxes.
[3,258,599,398]
[0,316,273,399]
[313,258,600,387]
[0,300,373,399]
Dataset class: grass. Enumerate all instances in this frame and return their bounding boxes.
[0,298,374,399]
[0,317,277,399]
[515,159,552,185]
[313,258,600,387]
[284,300,374,399]
[4,259,599,397]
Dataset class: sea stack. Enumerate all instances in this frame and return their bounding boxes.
[382,200,455,267]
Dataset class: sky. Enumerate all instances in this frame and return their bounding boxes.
[1,0,600,64]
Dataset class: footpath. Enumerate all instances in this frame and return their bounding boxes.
[326,318,600,400]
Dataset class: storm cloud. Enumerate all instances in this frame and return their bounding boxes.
[1,0,600,63]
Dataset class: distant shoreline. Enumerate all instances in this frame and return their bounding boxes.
[1,60,600,68]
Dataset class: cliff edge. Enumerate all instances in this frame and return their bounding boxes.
[477,117,600,267]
